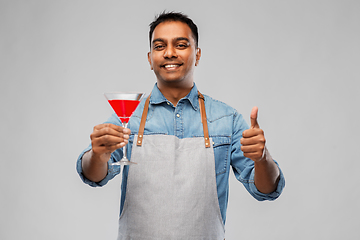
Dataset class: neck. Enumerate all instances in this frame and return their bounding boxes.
[157,81,194,107]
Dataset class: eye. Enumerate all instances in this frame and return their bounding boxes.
[176,43,188,49]
[154,44,165,50]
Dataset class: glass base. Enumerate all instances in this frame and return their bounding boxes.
[111,159,137,166]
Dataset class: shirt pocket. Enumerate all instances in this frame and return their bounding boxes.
[211,136,231,176]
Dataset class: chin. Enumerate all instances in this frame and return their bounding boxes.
[158,75,184,83]
[156,73,192,86]
[162,78,187,85]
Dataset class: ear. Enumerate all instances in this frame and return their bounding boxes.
[195,48,201,66]
[147,52,153,70]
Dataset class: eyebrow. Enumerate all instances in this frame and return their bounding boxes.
[152,37,190,45]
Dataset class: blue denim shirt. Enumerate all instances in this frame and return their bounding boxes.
[76,83,285,224]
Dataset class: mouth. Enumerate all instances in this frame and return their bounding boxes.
[161,63,183,70]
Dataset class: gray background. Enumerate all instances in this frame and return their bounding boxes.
[1,0,359,239]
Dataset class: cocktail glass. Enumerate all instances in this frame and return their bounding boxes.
[104,92,145,165]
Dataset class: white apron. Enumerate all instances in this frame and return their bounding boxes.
[117,92,225,240]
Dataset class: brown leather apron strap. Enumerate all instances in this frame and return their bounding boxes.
[198,91,210,148]
[136,94,150,146]
[136,91,210,148]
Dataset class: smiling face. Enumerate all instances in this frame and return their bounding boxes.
[148,21,201,88]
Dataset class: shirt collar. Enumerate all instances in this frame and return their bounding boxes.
[150,83,200,111]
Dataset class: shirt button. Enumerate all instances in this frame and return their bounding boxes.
[176,114,180,118]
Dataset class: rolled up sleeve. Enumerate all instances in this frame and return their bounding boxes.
[248,160,285,201]
[231,112,285,201]
[76,145,121,187]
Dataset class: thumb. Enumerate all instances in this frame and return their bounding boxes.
[250,106,260,129]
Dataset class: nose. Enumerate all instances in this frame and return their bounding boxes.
[163,45,177,59]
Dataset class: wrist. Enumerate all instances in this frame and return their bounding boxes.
[90,149,111,164]
[255,146,270,164]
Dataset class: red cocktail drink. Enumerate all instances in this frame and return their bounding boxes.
[108,99,140,123]
[104,92,145,165]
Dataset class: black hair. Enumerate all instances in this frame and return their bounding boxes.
[149,11,199,49]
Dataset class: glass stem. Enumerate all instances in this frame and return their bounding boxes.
[122,122,128,160]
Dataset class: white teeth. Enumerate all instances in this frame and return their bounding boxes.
[164,64,178,68]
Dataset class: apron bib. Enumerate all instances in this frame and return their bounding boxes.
[118,92,225,240]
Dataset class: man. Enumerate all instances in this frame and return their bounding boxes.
[77,12,285,240]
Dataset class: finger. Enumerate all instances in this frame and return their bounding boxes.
[99,138,129,152]
[241,144,265,154]
[122,127,131,134]
[92,126,129,139]
[101,123,130,135]
[119,140,129,148]
[242,128,264,139]
[240,135,265,146]
[91,129,120,141]
[93,143,123,154]
[94,123,123,132]
[100,138,129,148]
[105,124,131,136]
[250,106,260,129]
[92,135,124,148]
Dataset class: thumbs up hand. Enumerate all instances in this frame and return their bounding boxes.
[240,106,266,162]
